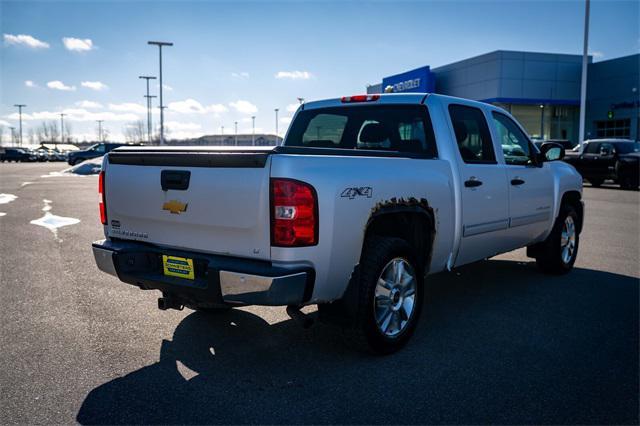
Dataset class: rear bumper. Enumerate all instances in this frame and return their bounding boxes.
[92,239,314,307]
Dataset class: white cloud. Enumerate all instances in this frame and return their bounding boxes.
[0,120,11,126]
[25,80,36,88]
[163,84,173,91]
[280,116,293,125]
[109,103,147,114]
[4,108,139,122]
[275,71,312,80]
[62,37,93,52]
[75,100,103,109]
[590,50,604,59]
[47,80,76,91]
[81,81,108,91]
[167,99,228,115]
[229,100,258,114]
[166,121,202,131]
[231,72,250,79]
[286,103,299,113]
[3,34,49,49]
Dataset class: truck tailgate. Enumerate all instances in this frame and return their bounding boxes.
[104,148,273,260]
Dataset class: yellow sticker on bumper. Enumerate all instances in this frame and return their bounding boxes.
[162,255,195,280]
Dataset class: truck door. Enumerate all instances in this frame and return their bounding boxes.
[491,111,554,248]
[448,104,511,266]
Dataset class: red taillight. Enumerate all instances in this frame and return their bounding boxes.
[341,94,380,103]
[98,171,107,225]
[271,178,318,247]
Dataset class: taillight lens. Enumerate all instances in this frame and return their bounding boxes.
[98,171,107,225]
[271,178,318,247]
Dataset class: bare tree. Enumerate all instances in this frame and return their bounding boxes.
[123,120,145,143]
[28,128,36,145]
[0,125,4,146]
[35,121,59,143]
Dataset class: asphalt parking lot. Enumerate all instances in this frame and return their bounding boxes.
[0,162,638,425]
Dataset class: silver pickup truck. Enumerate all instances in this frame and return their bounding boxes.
[93,93,583,353]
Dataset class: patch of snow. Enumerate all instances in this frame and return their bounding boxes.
[0,194,18,204]
[0,212,6,217]
[21,182,34,187]
[30,199,81,240]
[41,157,103,177]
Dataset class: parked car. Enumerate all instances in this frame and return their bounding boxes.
[67,143,132,165]
[563,139,639,189]
[92,93,583,354]
[0,148,37,162]
[534,139,575,151]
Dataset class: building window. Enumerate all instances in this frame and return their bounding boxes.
[595,119,631,138]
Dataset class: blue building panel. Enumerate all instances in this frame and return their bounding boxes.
[382,66,435,93]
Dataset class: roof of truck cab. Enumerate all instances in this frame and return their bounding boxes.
[301,93,501,111]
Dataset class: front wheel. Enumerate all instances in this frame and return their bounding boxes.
[345,236,423,354]
[588,177,604,187]
[535,204,579,274]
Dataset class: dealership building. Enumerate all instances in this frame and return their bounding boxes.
[366,50,640,144]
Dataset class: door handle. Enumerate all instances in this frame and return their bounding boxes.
[464,178,483,188]
[511,178,525,186]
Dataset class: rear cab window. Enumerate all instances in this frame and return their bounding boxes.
[285,105,437,157]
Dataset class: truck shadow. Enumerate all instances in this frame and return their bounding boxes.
[76,260,639,425]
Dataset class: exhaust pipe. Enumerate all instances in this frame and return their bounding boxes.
[286,305,314,328]
[158,297,183,311]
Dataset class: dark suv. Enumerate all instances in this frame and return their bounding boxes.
[67,143,131,165]
[0,148,37,162]
[563,139,640,190]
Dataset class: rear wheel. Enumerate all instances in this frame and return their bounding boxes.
[535,204,579,274]
[345,236,423,354]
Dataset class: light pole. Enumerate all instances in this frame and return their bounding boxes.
[139,75,157,144]
[297,97,305,105]
[539,104,545,140]
[147,41,173,145]
[60,113,66,143]
[13,104,26,147]
[633,87,639,141]
[274,108,279,145]
[9,126,15,145]
[234,121,238,146]
[578,0,590,148]
[96,120,104,142]
[251,116,256,146]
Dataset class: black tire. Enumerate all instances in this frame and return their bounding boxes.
[344,236,423,355]
[588,177,603,187]
[535,204,579,275]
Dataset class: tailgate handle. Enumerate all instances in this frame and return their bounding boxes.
[161,170,191,191]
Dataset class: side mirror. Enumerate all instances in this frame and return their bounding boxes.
[539,142,565,162]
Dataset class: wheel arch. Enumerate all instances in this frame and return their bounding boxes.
[362,198,436,275]
[561,190,584,234]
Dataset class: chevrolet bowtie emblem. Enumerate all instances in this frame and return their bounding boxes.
[162,200,188,214]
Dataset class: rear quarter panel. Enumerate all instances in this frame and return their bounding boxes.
[271,154,455,303]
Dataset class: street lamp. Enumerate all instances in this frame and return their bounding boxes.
[234,121,238,146]
[139,75,157,144]
[274,108,279,145]
[147,41,173,145]
[9,126,15,145]
[251,116,256,146]
[13,104,26,146]
[539,104,545,140]
[60,113,66,143]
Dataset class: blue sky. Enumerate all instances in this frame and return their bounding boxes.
[1,0,638,143]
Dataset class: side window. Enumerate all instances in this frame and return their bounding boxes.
[585,142,600,154]
[357,120,391,149]
[94,144,106,153]
[599,142,615,155]
[448,104,496,164]
[492,112,532,165]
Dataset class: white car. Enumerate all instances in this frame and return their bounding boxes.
[92,93,583,353]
